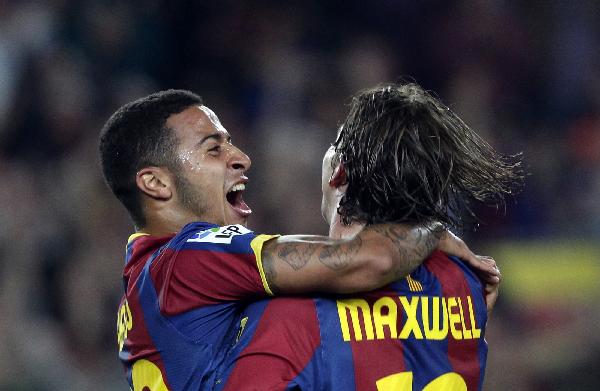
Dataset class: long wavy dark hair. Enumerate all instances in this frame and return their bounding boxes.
[333,83,524,229]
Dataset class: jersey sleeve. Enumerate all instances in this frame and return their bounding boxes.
[159,224,279,315]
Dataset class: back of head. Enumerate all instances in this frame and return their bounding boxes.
[99,89,203,228]
[334,83,523,228]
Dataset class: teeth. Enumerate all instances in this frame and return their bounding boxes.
[228,183,246,193]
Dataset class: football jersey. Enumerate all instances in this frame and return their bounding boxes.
[116,222,278,390]
[217,251,488,391]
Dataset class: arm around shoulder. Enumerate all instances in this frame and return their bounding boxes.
[260,223,442,295]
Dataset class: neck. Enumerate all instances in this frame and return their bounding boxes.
[140,204,203,236]
[327,193,364,239]
[329,213,365,239]
[139,220,183,237]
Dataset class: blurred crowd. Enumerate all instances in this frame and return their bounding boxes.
[0,1,598,390]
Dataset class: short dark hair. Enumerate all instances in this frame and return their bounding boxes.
[334,83,523,229]
[99,89,203,227]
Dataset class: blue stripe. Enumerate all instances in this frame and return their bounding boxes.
[395,265,454,389]
[135,254,238,389]
[315,296,357,391]
[454,258,488,391]
[167,302,242,346]
[447,256,488,391]
[286,345,324,390]
[125,240,135,264]
[213,299,271,390]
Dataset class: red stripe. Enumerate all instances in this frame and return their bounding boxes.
[223,298,320,390]
[158,248,265,315]
[346,286,406,390]
[425,251,481,390]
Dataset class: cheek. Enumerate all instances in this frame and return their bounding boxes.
[178,148,216,170]
[181,170,223,202]
[189,154,214,172]
[178,150,197,168]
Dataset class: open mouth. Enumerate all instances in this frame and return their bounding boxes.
[226,183,252,217]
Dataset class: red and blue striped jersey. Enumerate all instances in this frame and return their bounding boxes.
[216,251,488,391]
[116,222,278,390]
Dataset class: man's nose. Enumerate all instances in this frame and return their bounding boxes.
[228,145,251,172]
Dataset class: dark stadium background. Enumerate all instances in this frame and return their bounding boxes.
[0,1,598,390]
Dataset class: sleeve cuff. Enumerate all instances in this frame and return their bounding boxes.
[250,234,281,296]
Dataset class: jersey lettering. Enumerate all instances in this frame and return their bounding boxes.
[336,295,482,342]
[187,225,252,244]
[117,300,132,351]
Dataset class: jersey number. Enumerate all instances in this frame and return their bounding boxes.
[132,359,168,391]
[130,360,467,391]
[376,371,467,391]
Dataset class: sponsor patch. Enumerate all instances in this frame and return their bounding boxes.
[187,225,252,244]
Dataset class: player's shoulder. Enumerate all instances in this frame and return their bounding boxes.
[126,222,260,289]
[170,222,259,253]
[425,250,483,287]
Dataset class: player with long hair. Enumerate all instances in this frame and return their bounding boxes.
[216,83,522,391]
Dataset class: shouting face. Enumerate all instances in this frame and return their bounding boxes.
[167,105,252,226]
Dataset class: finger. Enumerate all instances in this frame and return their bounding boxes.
[485,285,500,313]
[477,256,500,274]
[483,275,501,284]
[485,281,500,293]
[468,255,501,276]
[477,255,496,266]
[481,267,501,281]
[477,270,501,284]
[481,266,502,285]
[477,255,498,269]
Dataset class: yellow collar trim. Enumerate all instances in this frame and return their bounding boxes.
[127,232,149,244]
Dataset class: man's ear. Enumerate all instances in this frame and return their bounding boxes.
[135,167,173,200]
[328,162,347,188]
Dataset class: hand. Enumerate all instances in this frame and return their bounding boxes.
[436,230,501,284]
[480,256,501,315]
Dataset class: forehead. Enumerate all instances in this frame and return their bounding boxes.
[166,105,229,146]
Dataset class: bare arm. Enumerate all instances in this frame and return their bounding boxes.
[261,223,442,294]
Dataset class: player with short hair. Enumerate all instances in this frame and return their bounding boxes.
[215,83,522,391]
[100,89,500,390]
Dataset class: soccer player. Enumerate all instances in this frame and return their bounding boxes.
[215,83,521,391]
[99,90,500,390]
